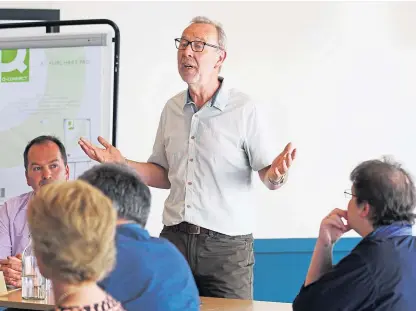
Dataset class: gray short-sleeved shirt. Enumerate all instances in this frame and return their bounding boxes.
[148,78,275,235]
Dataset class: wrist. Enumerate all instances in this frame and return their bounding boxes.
[267,171,286,186]
[316,237,333,249]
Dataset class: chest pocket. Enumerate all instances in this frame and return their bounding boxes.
[198,116,245,164]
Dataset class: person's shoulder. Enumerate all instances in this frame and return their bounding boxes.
[0,191,33,224]
[115,226,181,258]
[351,236,401,264]
[221,85,252,106]
[363,234,416,254]
[352,237,380,252]
[115,230,193,274]
[228,88,252,101]
[220,83,261,113]
[165,90,187,108]
[3,191,33,209]
[353,235,416,288]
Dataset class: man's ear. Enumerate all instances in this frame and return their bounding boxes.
[359,202,371,218]
[214,50,227,69]
[25,170,30,187]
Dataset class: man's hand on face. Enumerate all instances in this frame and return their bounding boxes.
[318,209,351,247]
[0,254,22,287]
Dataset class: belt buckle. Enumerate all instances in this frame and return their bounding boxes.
[188,224,201,234]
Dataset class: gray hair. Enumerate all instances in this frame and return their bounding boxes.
[191,16,227,50]
[78,163,151,228]
[351,157,416,227]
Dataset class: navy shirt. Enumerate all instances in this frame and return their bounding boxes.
[99,224,200,311]
[293,225,416,311]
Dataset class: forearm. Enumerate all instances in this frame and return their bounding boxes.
[304,240,333,286]
[125,160,170,189]
[259,166,287,190]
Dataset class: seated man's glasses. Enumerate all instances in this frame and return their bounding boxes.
[344,190,358,199]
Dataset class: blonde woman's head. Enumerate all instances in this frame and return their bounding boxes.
[27,180,117,284]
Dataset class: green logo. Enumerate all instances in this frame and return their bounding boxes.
[67,120,75,130]
[0,49,30,83]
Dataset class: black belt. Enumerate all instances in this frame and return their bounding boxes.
[167,222,211,235]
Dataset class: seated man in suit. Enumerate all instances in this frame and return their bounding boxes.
[293,158,416,311]
[0,135,69,287]
[78,163,200,311]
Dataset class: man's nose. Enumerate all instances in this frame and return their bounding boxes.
[42,167,52,179]
[184,42,194,56]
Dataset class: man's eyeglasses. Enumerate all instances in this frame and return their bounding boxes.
[174,38,222,52]
[344,190,358,199]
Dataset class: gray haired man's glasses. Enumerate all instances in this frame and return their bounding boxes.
[175,38,222,52]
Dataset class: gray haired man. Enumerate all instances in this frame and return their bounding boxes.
[79,16,296,299]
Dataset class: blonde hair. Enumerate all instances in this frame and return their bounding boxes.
[27,180,117,284]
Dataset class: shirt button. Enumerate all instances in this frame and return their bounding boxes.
[189,158,194,162]
[191,136,195,139]
[188,181,192,185]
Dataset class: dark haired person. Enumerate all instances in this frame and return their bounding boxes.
[293,158,416,311]
[79,163,199,311]
[0,135,69,287]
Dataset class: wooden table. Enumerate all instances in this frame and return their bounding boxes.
[201,297,292,310]
[0,289,54,310]
[0,289,292,310]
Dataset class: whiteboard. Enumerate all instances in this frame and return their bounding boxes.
[0,32,114,202]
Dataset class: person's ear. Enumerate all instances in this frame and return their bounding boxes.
[25,170,30,187]
[214,50,227,69]
[359,202,371,218]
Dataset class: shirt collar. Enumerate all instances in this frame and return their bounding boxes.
[116,223,150,240]
[184,76,227,111]
[368,221,413,239]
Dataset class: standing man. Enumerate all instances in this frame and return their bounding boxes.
[79,16,296,299]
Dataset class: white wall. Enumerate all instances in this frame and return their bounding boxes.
[2,1,416,238]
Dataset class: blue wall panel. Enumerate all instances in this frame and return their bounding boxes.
[253,238,361,302]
